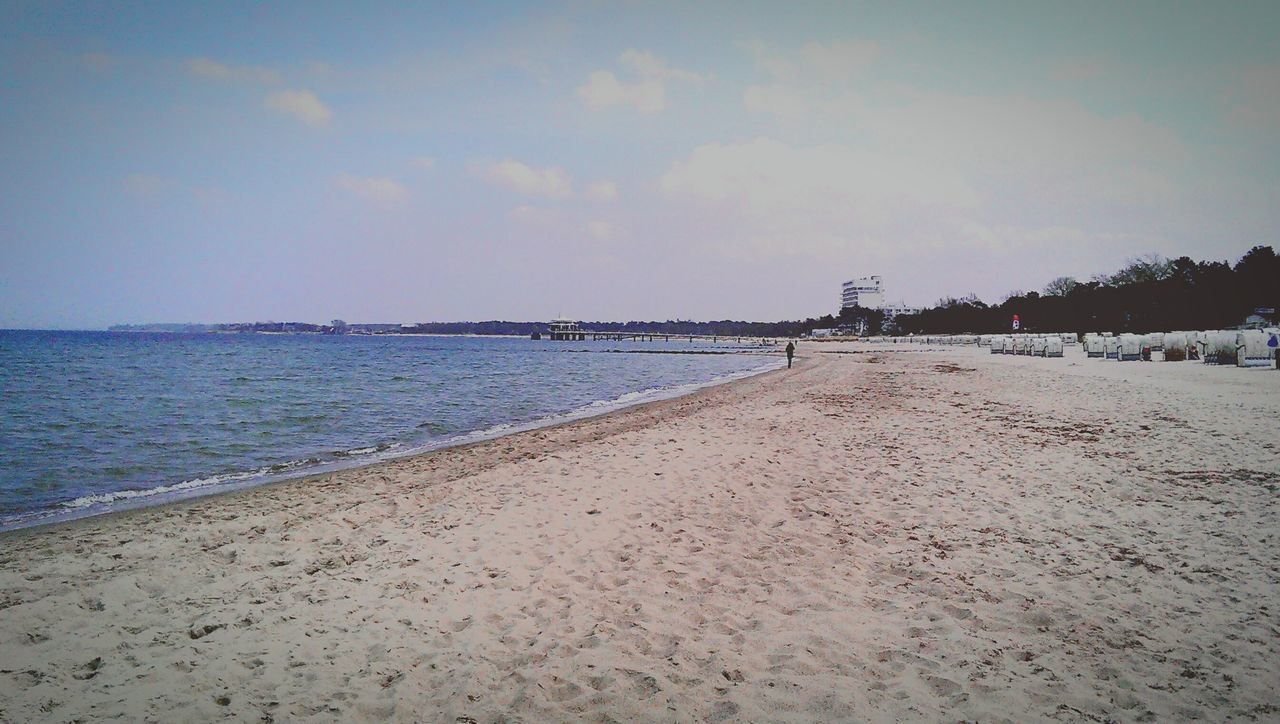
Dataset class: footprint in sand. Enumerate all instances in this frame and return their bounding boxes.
[620,669,662,698]
[72,656,103,680]
[925,675,962,697]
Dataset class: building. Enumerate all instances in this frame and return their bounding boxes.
[841,275,921,318]
[840,276,883,309]
[878,301,923,318]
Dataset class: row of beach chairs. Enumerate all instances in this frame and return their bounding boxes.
[1080,330,1279,367]
[861,329,1279,368]
[864,333,1076,358]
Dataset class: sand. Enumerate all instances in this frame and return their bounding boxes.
[1,345,1278,722]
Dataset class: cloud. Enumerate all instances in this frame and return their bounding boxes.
[950,223,1163,255]
[188,57,280,84]
[798,40,880,81]
[742,40,879,119]
[411,156,436,169]
[858,90,1184,178]
[658,137,981,260]
[1049,57,1107,82]
[477,159,572,198]
[661,84,1191,264]
[660,137,977,213]
[577,50,703,113]
[509,204,561,225]
[121,174,175,199]
[752,40,879,82]
[584,220,614,240]
[619,50,705,82]
[584,180,618,202]
[577,71,665,113]
[743,84,809,120]
[334,175,409,205]
[264,89,332,126]
[1227,64,1280,129]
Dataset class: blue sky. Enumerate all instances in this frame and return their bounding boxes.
[1,1,1277,327]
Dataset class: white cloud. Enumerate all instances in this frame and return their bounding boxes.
[859,90,1184,177]
[584,220,614,240]
[411,156,436,169]
[742,40,879,119]
[577,70,665,113]
[477,159,572,198]
[188,57,280,84]
[1227,64,1280,129]
[743,84,809,119]
[577,50,703,113]
[752,39,879,83]
[334,175,409,205]
[951,223,1163,255]
[584,180,618,202]
[661,84,1191,264]
[748,83,1183,198]
[509,204,561,225]
[619,50,705,82]
[798,40,880,81]
[264,89,332,126]
[660,137,977,213]
[659,137,980,260]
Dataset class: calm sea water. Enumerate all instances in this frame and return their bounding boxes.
[0,331,780,530]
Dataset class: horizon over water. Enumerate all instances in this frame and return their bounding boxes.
[0,331,781,531]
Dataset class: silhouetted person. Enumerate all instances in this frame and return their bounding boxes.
[785,341,795,368]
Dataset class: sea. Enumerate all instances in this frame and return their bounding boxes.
[0,330,781,531]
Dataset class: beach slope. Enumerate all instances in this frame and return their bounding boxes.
[1,349,1277,721]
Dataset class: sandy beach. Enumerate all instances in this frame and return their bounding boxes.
[2,345,1278,721]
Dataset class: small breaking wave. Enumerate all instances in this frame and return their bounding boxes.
[1,358,782,532]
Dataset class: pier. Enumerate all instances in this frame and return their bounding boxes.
[584,331,774,344]
[541,319,775,345]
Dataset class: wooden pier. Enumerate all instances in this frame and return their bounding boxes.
[547,330,774,345]
[541,319,775,345]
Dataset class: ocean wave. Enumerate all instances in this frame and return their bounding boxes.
[2,358,783,532]
[59,467,267,509]
[395,359,784,455]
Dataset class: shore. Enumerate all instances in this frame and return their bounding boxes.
[2,346,1277,721]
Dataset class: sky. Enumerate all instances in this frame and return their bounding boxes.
[1,1,1278,328]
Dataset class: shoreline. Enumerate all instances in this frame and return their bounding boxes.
[1,357,787,538]
[2,346,1276,721]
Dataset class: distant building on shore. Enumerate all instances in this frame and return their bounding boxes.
[840,275,921,318]
[841,276,884,309]
[877,301,924,318]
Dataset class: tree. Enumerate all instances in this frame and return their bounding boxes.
[889,246,1275,335]
[1043,276,1078,296]
[1106,253,1173,286]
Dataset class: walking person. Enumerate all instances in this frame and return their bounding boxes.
[785,341,795,368]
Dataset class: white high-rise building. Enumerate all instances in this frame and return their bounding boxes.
[841,276,884,309]
[841,275,922,317]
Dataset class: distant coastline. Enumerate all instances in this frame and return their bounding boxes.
[106,318,819,337]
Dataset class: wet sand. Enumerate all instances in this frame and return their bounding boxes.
[1,345,1277,721]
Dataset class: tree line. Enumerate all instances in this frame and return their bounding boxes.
[890,246,1278,335]
[108,246,1276,339]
